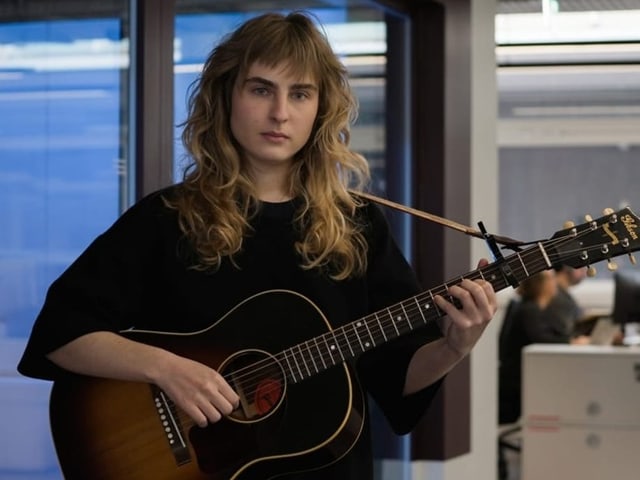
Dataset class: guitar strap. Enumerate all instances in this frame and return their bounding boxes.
[352,190,526,251]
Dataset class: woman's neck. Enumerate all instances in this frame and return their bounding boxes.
[251,168,293,203]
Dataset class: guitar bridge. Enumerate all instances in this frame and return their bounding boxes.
[150,385,191,466]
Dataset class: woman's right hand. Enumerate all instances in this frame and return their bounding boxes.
[152,353,240,427]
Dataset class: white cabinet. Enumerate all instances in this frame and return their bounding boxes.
[521,344,640,480]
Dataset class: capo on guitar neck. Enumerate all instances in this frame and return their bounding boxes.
[478,221,520,288]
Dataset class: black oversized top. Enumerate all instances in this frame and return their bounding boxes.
[18,185,443,479]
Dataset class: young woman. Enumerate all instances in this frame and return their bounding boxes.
[19,11,496,479]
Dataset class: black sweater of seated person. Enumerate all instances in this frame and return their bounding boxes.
[18,185,444,480]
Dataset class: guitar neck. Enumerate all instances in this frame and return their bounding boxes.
[277,242,552,384]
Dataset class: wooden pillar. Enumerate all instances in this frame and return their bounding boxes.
[408,0,473,460]
[132,0,175,200]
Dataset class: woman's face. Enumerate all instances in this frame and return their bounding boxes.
[230,61,319,175]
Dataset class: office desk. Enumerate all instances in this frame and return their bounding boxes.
[521,344,640,480]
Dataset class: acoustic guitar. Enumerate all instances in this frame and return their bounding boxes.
[49,207,640,479]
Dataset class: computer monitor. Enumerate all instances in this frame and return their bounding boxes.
[612,270,640,326]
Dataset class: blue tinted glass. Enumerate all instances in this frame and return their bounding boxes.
[0,18,125,337]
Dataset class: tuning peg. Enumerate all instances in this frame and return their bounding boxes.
[585,214,593,222]
[603,208,614,215]
[563,220,575,229]
[629,253,637,266]
[607,260,619,271]
[587,266,597,277]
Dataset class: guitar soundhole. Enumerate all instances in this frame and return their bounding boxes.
[220,349,286,423]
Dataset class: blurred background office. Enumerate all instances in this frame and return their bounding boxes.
[1,0,640,479]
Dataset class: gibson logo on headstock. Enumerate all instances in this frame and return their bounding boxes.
[622,214,639,240]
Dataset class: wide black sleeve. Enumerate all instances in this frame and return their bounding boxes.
[17,190,172,380]
[355,203,444,435]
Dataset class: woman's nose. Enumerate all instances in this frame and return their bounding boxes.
[269,95,289,123]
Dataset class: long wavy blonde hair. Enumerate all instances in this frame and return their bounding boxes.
[169,11,371,279]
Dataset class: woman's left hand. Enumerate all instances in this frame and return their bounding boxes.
[433,258,497,357]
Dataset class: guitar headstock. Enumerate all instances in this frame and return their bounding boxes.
[547,207,640,272]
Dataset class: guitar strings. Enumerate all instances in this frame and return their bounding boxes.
[218,228,606,401]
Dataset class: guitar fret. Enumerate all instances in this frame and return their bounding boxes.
[515,251,529,277]
[331,331,346,362]
[283,351,298,383]
[323,334,336,365]
[428,290,443,317]
[305,340,319,373]
[447,284,462,308]
[537,241,552,268]
[313,337,327,370]
[400,303,413,330]
[363,318,376,348]
[342,328,355,357]
[374,312,387,343]
[414,297,428,323]
[444,283,456,306]
[353,322,366,352]
[291,349,304,381]
[388,308,400,337]
[297,344,311,378]
[486,264,509,291]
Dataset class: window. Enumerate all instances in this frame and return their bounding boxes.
[0,3,130,338]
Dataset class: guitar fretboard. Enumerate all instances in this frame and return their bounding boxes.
[276,242,552,384]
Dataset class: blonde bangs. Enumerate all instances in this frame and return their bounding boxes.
[234,16,332,86]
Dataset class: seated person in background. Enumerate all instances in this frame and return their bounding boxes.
[498,270,590,424]
[546,264,589,341]
[548,264,623,344]
[498,271,558,424]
